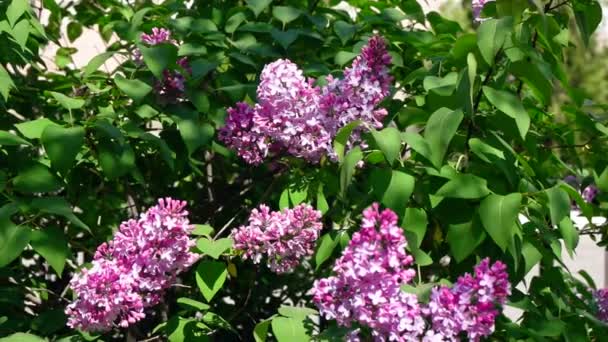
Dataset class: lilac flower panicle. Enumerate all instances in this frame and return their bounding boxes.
[232,204,323,273]
[135,27,189,101]
[582,185,599,204]
[472,0,494,22]
[312,203,425,340]
[594,289,608,322]
[220,35,393,164]
[563,175,599,207]
[141,27,174,45]
[426,258,511,341]
[218,102,268,165]
[311,203,511,341]
[65,198,198,332]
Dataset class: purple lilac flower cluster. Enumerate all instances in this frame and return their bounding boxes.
[312,203,424,340]
[232,204,323,273]
[472,0,494,22]
[311,203,511,341]
[582,185,599,204]
[219,35,393,165]
[563,175,599,205]
[594,289,608,322]
[425,259,510,341]
[136,27,190,101]
[65,198,198,331]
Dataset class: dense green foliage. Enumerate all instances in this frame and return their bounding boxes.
[1,0,608,340]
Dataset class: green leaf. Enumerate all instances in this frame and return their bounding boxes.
[370,127,402,164]
[424,108,464,168]
[6,0,29,27]
[401,282,436,303]
[510,61,552,106]
[316,185,329,215]
[141,44,178,79]
[0,64,15,100]
[11,19,30,48]
[423,72,458,96]
[410,245,433,266]
[547,186,570,227]
[370,169,415,216]
[528,318,566,337]
[403,208,427,248]
[522,240,542,275]
[164,316,200,342]
[201,311,235,333]
[115,75,152,101]
[195,260,227,302]
[478,193,521,251]
[271,29,299,50]
[83,51,116,77]
[31,197,90,232]
[192,224,214,237]
[477,17,513,65]
[173,17,218,34]
[596,166,608,192]
[277,306,317,318]
[334,51,357,66]
[41,125,84,174]
[558,217,578,258]
[288,184,307,206]
[402,132,433,162]
[334,21,357,45]
[97,139,135,180]
[574,1,602,46]
[178,43,207,56]
[339,147,362,196]
[0,218,31,268]
[0,333,45,342]
[272,6,301,26]
[15,118,59,140]
[49,91,85,110]
[483,86,530,139]
[13,163,62,193]
[190,59,218,80]
[66,21,82,42]
[172,108,214,155]
[279,189,289,210]
[196,237,233,259]
[54,46,74,69]
[435,173,490,199]
[30,227,69,276]
[135,104,159,119]
[0,130,30,146]
[333,120,361,163]
[247,0,273,17]
[315,233,338,270]
[447,219,486,262]
[271,317,310,342]
[254,319,272,342]
[225,12,247,33]
[469,138,504,163]
[177,297,210,311]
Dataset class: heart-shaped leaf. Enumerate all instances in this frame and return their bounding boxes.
[196,237,233,259]
[195,260,228,302]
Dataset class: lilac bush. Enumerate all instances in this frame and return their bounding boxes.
[3,0,607,341]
